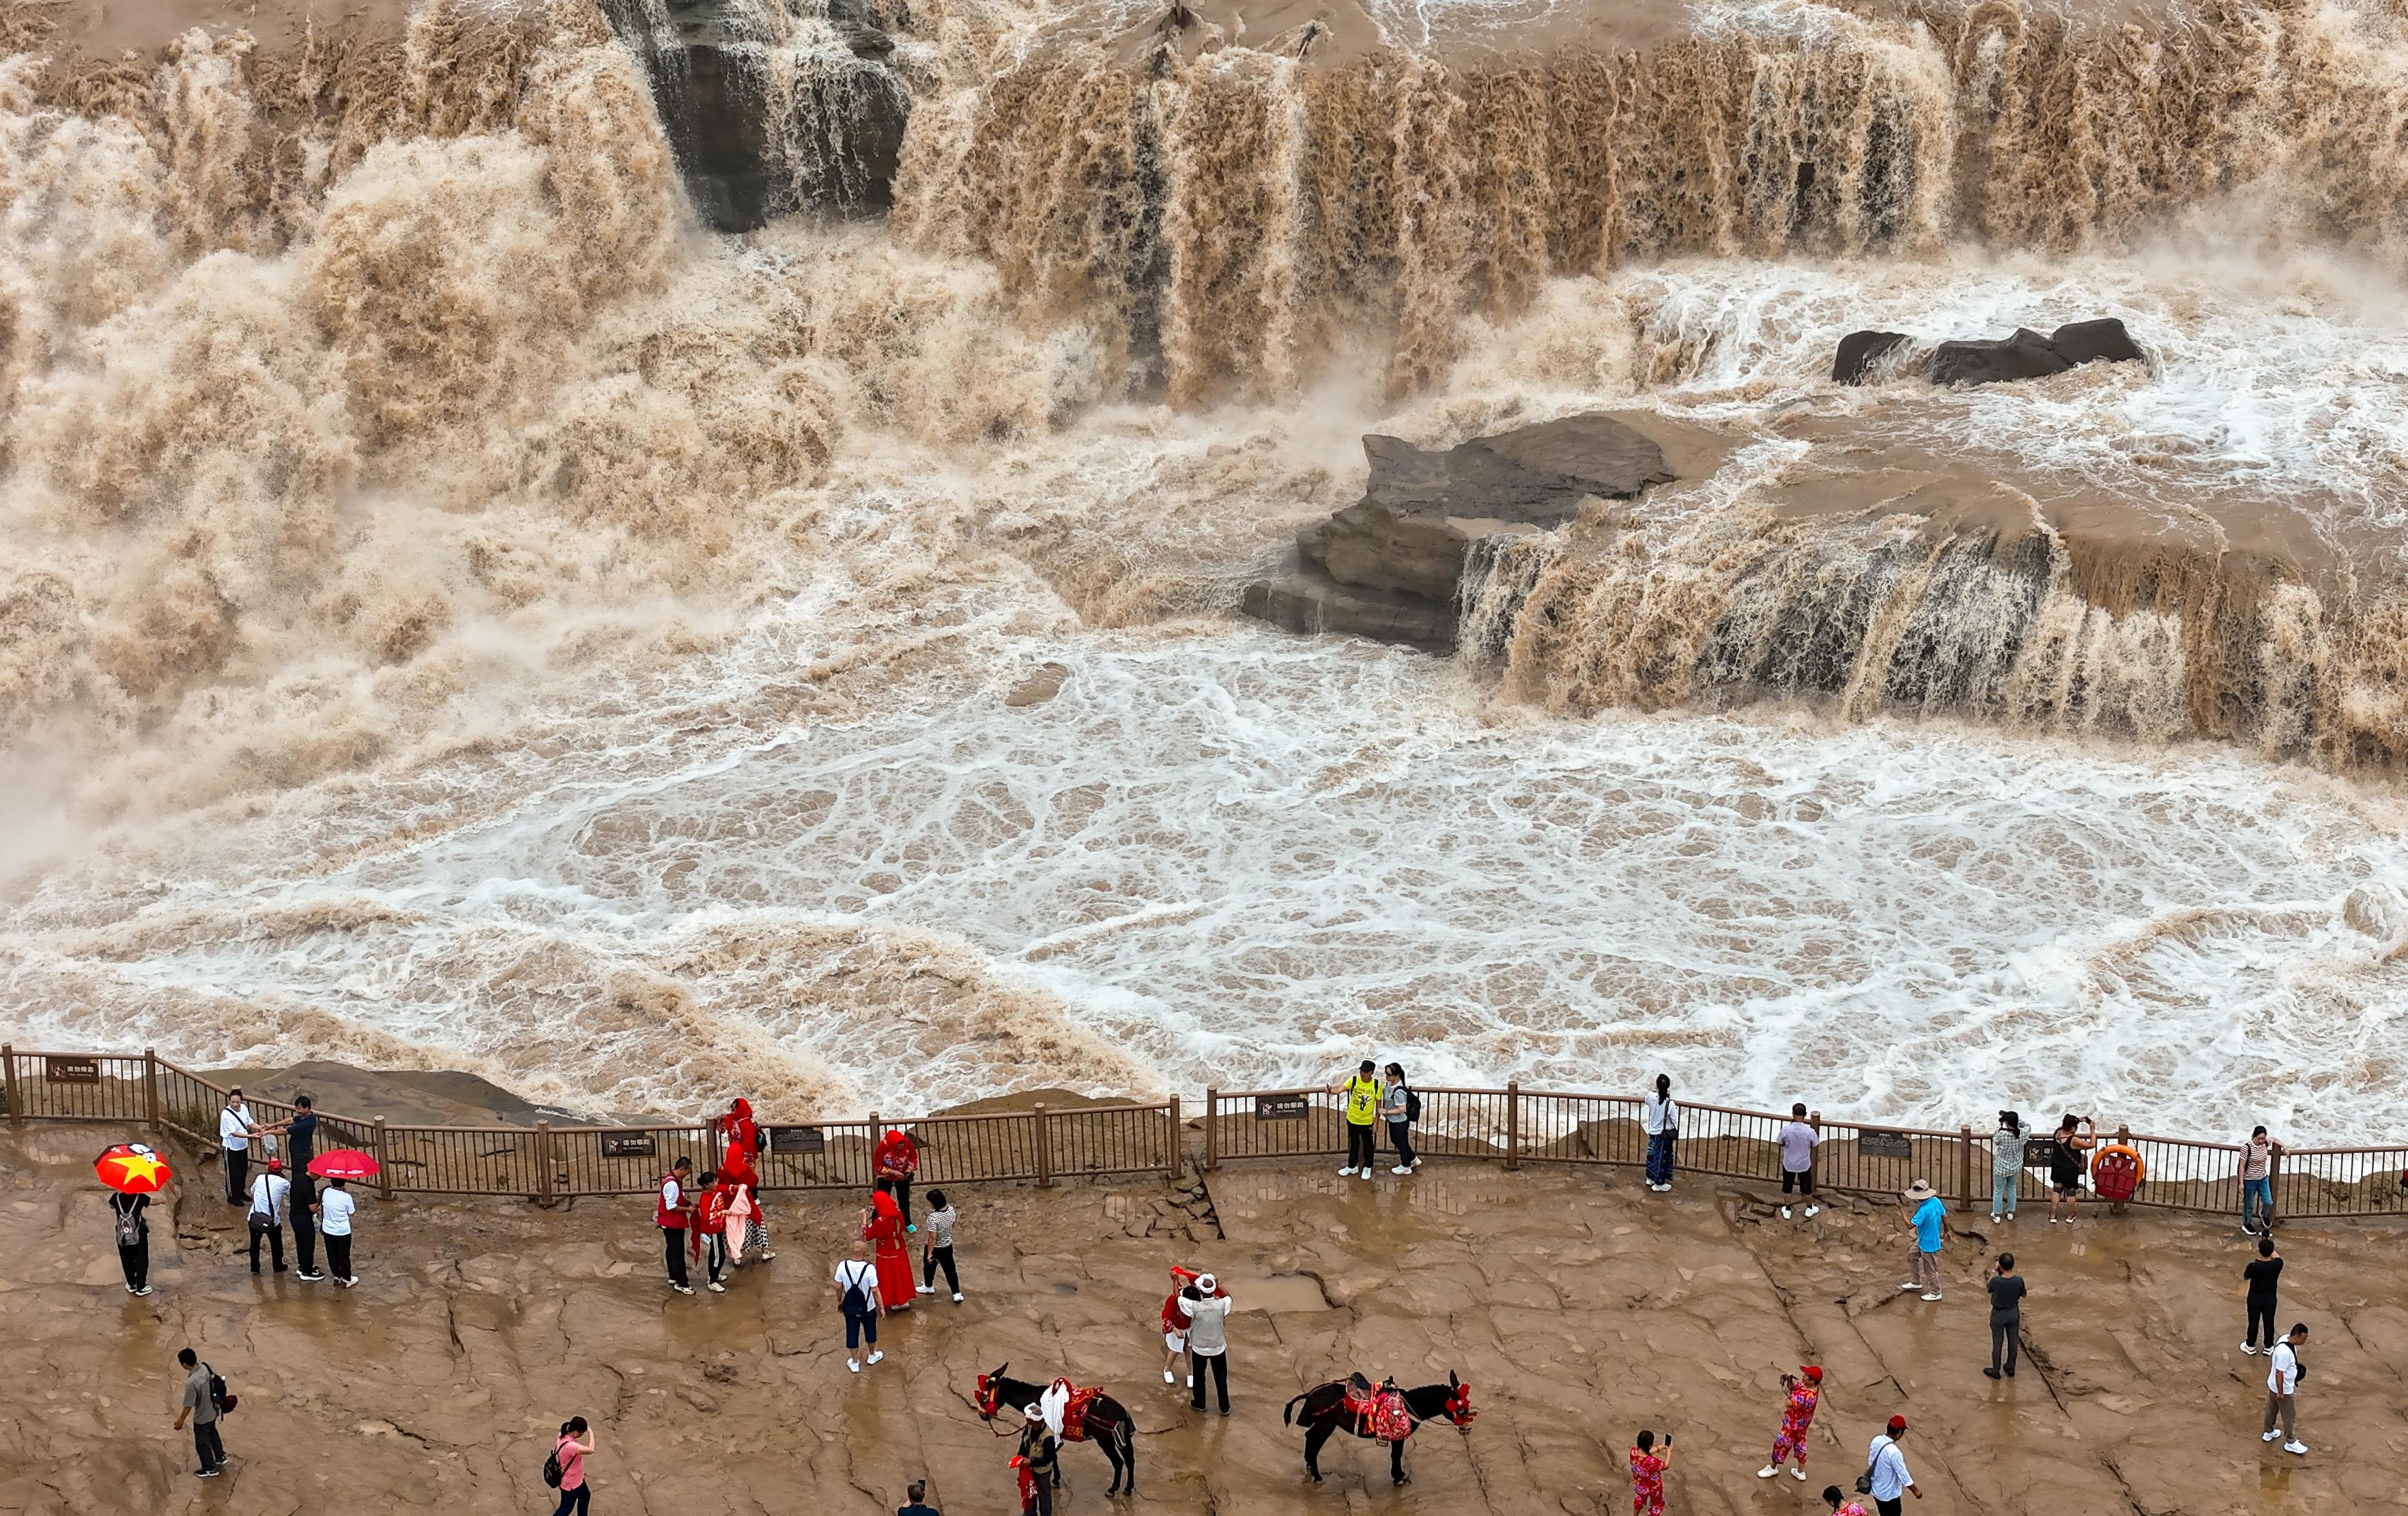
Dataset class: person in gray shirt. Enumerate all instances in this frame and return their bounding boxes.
[171,1347,225,1477]
[917,1190,961,1302]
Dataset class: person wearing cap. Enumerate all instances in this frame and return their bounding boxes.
[245,1158,291,1274]
[1330,1061,1382,1178]
[1014,1403,1059,1515]
[1184,1272,1233,1414]
[1897,1180,1946,1301]
[1866,1416,1919,1513]
[1758,1364,1823,1480]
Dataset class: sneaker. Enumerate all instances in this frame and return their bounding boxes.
[1900,1282,1920,1291]
[1165,1370,1176,1384]
[1780,1206,1792,1219]
[917,1285,935,1295]
[757,1250,777,1261]
[2261,1430,2281,1442]
[866,1350,884,1366]
[1186,1375,1194,1388]
[1392,1165,1411,1175]
[1757,1465,1779,1479]
[1921,1291,1943,1302]
[1983,1367,2001,1379]
[706,1281,726,1293]
[671,1284,695,1296]
[848,1358,861,1373]
[951,1292,964,1303]
[1804,1205,1820,1218]
[1792,1468,1808,1481]
[197,1468,223,1478]
[2240,1343,2256,1354]
[1338,1167,1357,1176]
[1989,1214,2002,1223]
[339,1276,359,1288]
[295,1271,324,1282]
[2283,1441,2308,1455]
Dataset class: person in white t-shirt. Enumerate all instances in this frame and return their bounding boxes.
[315,1177,359,1287]
[834,1240,883,1373]
[2261,1323,2308,1455]
[218,1091,259,1205]
[246,1161,291,1275]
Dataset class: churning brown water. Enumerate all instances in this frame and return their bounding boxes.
[3,0,2405,1136]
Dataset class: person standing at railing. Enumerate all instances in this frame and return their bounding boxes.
[2238,1126,2284,1237]
[1332,1061,1382,1179]
[1381,1063,1419,1175]
[1642,1076,1678,1192]
[1990,1113,2026,1223]
[2240,1235,2283,1356]
[875,1128,922,1229]
[656,1156,695,1297]
[218,1089,261,1205]
[1897,1181,1945,1302]
[2046,1115,2094,1225]
[1779,1104,1821,1218]
[274,1096,323,1281]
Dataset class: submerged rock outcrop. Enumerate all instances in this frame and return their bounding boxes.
[1834,318,2151,386]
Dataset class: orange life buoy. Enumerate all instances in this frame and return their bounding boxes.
[2092,1144,2145,1201]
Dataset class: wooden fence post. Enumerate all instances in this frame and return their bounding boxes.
[143,1048,160,1132]
[373,1117,394,1201]
[3,1044,18,1128]
[1505,1082,1521,1171]
[1165,1096,1181,1180]
[1959,1126,1975,1211]
[1203,1087,1218,1171]
[535,1120,555,1207]
[1034,1104,1052,1188]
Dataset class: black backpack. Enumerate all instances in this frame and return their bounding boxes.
[205,1364,236,1417]
[840,1263,870,1315]
[1404,1089,1421,1122]
[543,1446,564,1489]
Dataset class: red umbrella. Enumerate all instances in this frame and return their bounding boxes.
[96,1143,174,1195]
[307,1149,380,1182]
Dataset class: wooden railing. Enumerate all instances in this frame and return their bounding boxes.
[1202,1083,2408,1222]
[0,1046,1178,1200]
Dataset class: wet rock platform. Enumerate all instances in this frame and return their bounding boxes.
[1,1125,2397,1514]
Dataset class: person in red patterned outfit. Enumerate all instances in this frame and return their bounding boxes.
[1628,1429,1672,1516]
[1820,1485,1872,1516]
[1758,1364,1824,1481]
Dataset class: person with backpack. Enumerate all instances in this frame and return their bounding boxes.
[656,1156,694,1296]
[1381,1063,1420,1175]
[1331,1061,1382,1178]
[836,1238,884,1372]
[1642,1075,1678,1191]
[546,1416,596,1515]
[316,1175,359,1287]
[171,1347,228,1478]
[246,1159,291,1274]
[109,1188,152,1296]
[2261,1322,2309,1455]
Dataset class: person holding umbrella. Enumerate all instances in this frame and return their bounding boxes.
[97,1143,171,1296]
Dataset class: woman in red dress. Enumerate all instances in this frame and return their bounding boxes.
[863,1189,913,1310]
[873,1128,921,1227]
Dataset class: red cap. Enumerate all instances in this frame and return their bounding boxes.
[1800,1365,1822,1383]
[1887,1415,1908,1432]
[266,1158,284,1173]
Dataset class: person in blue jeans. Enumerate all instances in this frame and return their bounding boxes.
[1642,1075,1678,1191]
[2238,1126,2282,1235]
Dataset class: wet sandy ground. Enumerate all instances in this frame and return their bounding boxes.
[3,1124,2399,1515]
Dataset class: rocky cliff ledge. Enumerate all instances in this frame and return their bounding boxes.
[1242,414,1674,653]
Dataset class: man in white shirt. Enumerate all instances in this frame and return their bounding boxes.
[218,1091,258,1205]
[1866,1415,1919,1515]
[2261,1323,2308,1454]
[315,1177,359,1287]
[834,1241,883,1373]
[246,1160,291,1274]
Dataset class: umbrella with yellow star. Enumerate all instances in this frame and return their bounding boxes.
[96,1143,174,1195]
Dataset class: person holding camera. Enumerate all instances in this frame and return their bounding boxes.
[2047,1114,2095,1224]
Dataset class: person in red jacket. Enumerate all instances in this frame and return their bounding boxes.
[655,1157,694,1296]
[692,1171,733,1293]
[874,1128,921,1230]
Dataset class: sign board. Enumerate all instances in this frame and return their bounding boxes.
[2022,1138,2059,1171]
[44,1057,100,1083]
[1254,1093,1311,1122]
[1857,1129,1913,1160]
[601,1132,657,1159]
[769,1126,825,1156]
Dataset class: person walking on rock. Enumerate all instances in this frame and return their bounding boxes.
[836,1240,884,1373]
[917,1188,962,1302]
[2046,1113,2093,1225]
[1779,1104,1821,1218]
[2261,1323,2308,1454]
[1990,1111,2026,1222]
[1899,1181,1945,1301]
[1642,1076,1678,1191]
[172,1347,226,1478]
[246,1160,290,1275]
[1628,1429,1671,1516]
[657,1156,694,1296]
[1185,1272,1233,1414]
[549,1416,596,1516]
[1758,1364,1822,1481]
[2239,1125,2284,1236]
[1333,1061,1381,1177]
[2241,1235,2283,1354]
[1865,1416,1919,1515]
[218,1089,259,1205]
[1381,1063,1420,1174]
[316,1175,360,1287]
[110,1187,152,1296]
[1984,1253,2024,1378]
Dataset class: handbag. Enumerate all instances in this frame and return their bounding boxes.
[1854,1435,1887,1496]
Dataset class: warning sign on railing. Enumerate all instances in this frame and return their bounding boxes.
[44,1057,100,1083]
[1857,1130,1912,1160]
[769,1126,825,1155]
[601,1133,657,1158]
[1254,1094,1310,1121]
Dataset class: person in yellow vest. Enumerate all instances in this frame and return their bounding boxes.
[1330,1061,1383,1179]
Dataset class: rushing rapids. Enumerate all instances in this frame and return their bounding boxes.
[2,0,2405,1131]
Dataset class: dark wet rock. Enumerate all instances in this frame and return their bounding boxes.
[600,0,911,233]
[1833,330,1910,384]
[1927,326,2076,387]
[2048,317,2148,366]
[1242,561,1463,654]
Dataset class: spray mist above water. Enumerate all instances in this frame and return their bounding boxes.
[3,0,2407,1131]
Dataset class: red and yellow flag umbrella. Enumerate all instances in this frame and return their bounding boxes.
[96,1143,174,1195]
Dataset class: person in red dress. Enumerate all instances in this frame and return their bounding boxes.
[1629,1429,1672,1516]
[863,1188,914,1310]
[874,1128,921,1229]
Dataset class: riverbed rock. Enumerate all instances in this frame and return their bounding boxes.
[1832,329,1910,384]
[1927,326,2076,386]
[1838,317,2148,388]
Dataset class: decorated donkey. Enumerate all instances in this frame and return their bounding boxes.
[1283,1371,1477,1485]
[973,1363,1139,1497]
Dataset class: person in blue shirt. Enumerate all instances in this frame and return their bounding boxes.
[1865,1416,1920,1514]
[1897,1180,1947,1301]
